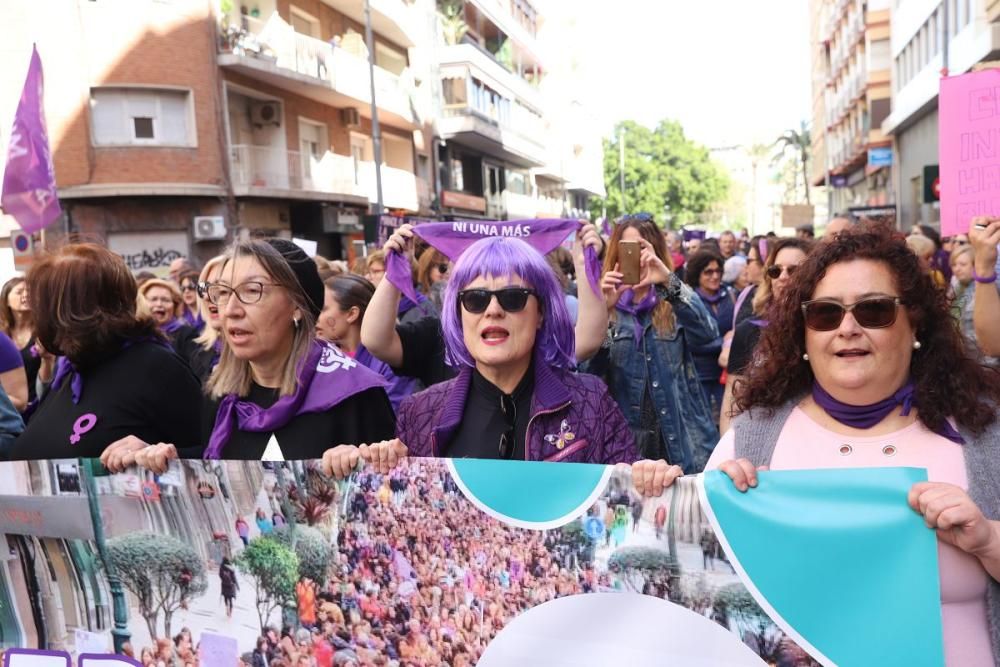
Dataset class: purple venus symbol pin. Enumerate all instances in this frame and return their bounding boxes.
[70,413,97,444]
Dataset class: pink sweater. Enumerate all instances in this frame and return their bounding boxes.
[709,407,994,667]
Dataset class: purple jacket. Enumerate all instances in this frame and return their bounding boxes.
[396,361,638,464]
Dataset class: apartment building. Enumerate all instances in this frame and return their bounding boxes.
[1,0,604,268]
[811,0,894,216]
[882,0,1000,229]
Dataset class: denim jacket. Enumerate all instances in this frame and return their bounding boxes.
[584,275,719,473]
[0,387,25,460]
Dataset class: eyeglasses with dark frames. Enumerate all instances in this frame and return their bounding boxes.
[206,281,282,306]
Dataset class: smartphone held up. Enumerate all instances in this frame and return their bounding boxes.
[618,240,641,285]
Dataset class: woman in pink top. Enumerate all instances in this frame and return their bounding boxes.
[634,222,1000,665]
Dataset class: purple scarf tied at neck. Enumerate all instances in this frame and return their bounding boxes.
[615,288,658,349]
[203,340,387,459]
[384,219,602,303]
[696,287,728,306]
[812,381,964,444]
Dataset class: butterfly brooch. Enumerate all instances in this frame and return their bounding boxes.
[544,420,576,450]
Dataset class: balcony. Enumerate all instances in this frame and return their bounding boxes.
[502,191,537,218]
[229,144,419,211]
[438,43,542,112]
[536,195,565,218]
[465,0,542,64]
[320,0,424,48]
[218,13,415,128]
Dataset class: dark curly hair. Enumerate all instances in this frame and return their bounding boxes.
[734,222,1000,435]
[684,250,726,290]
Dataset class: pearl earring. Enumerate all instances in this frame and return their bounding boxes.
[913,340,921,350]
[802,353,810,361]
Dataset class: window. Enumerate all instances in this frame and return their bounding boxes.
[289,5,320,37]
[90,87,194,147]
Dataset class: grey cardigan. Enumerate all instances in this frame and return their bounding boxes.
[732,397,1000,662]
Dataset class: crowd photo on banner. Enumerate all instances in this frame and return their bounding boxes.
[0,459,821,666]
[0,213,997,666]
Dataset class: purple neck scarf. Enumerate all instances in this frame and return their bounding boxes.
[52,336,173,404]
[162,318,186,335]
[384,219,601,302]
[812,381,964,444]
[203,340,387,459]
[183,309,204,331]
[615,287,657,318]
[696,287,727,306]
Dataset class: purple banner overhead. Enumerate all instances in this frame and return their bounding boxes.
[385,219,602,302]
[1,45,61,234]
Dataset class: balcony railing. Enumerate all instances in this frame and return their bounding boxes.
[502,191,537,219]
[229,144,419,210]
[220,13,412,119]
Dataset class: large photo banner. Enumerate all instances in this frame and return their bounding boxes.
[0,460,941,666]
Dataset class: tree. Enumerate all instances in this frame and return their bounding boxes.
[607,545,681,599]
[713,584,785,663]
[273,525,332,586]
[106,532,207,642]
[237,537,300,632]
[592,120,730,228]
[773,121,812,205]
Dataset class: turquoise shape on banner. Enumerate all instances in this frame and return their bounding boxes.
[700,467,944,667]
[446,458,612,530]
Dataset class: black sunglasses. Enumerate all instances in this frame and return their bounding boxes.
[801,296,903,331]
[458,288,537,314]
[766,264,798,280]
[498,393,516,460]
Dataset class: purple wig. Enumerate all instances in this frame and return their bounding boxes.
[441,237,575,369]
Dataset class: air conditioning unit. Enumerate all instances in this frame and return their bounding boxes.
[341,107,361,127]
[193,216,226,242]
[250,101,281,127]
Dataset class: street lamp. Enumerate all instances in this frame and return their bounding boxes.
[81,459,131,654]
[364,0,385,215]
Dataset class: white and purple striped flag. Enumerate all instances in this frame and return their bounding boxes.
[2,44,61,234]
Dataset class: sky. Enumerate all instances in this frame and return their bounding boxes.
[539,0,814,149]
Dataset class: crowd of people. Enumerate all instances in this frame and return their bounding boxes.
[0,211,998,664]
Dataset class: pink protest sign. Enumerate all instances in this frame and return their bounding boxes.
[940,69,1000,236]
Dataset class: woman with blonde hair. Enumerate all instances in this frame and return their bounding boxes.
[138,279,186,337]
[416,247,450,311]
[584,213,718,473]
[104,238,394,469]
[172,255,227,384]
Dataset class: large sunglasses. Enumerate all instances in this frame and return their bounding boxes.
[766,264,798,280]
[458,288,537,314]
[801,296,904,331]
[498,393,517,460]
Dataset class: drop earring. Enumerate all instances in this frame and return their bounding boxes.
[293,317,301,330]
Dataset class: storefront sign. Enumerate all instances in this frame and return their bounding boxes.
[441,190,487,212]
[867,146,893,168]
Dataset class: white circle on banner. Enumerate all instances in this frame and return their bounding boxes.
[479,593,766,667]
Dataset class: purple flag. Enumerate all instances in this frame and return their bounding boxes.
[385,219,601,302]
[2,45,61,234]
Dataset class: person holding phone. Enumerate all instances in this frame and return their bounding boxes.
[586,213,719,473]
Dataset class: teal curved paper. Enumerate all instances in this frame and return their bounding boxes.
[700,467,943,667]
[447,458,611,529]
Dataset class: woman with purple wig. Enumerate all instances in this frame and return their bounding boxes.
[323,236,644,476]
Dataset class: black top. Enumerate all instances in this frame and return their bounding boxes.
[9,341,202,460]
[192,384,396,460]
[394,315,457,388]
[173,325,217,386]
[19,336,41,403]
[727,319,765,376]
[446,367,532,460]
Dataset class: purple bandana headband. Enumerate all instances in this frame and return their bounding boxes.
[384,219,602,303]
